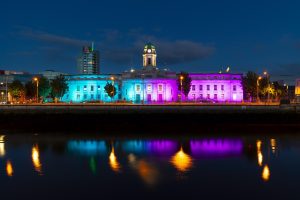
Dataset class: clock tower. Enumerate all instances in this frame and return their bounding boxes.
[143,43,157,69]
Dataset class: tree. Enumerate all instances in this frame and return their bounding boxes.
[38,77,51,102]
[177,71,192,99]
[8,80,25,102]
[242,71,258,101]
[25,81,35,100]
[51,75,68,101]
[104,82,117,100]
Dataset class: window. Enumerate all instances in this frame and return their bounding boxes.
[97,85,101,90]
[97,94,101,99]
[136,84,141,92]
[158,84,163,92]
[84,94,87,99]
[192,85,195,91]
[147,58,151,65]
[147,84,152,92]
[126,89,128,95]
[83,85,87,91]
[91,85,94,92]
[199,85,203,91]
[233,85,237,91]
[199,94,203,99]
[207,94,210,99]
[221,85,224,91]
[76,94,80,100]
[91,94,94,99]
[214,94,217,99]
[207,85,210,91]
[214,85,217,91]
[77,86,80,92]
[221,94,224,99]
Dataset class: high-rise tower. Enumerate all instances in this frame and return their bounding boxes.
[78,42,100,74]
[142,43,157,69]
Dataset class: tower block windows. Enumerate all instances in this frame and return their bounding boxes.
[143,43,157,68]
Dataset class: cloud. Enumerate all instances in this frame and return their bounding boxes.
[16,27,215,68]
[18,27,90,47]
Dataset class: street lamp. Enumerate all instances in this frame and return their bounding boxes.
[33,77,39,103]
[257,76,262,103]
[110,76,115,102]
[263,71,271,103]
[180,75,184,102]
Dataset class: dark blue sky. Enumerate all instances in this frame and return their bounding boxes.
[1,0,300,83]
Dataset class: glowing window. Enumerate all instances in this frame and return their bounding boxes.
[233,94,237,101]
[136,85,141,92]
[158,84,163,92]
[147,84,152,92]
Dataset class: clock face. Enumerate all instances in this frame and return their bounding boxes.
[147,49,151,53]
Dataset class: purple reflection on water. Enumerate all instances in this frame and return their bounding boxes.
[190,139,243,158]
[123,140,178,156]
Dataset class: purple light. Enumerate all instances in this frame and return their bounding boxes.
[190,139,243,158]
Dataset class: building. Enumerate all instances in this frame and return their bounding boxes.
[39,70,68,80]
[62,43,244,103]
[296,79,300,102]
[77,43,100,74]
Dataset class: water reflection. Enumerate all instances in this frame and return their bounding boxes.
[6,160,13,177]
[32,145,42,175]
[123,140,178,156]
[68,140,107,155]
[109,146,121,172]
[170,147,193,172]
[128,154,159,186]
[0,135,5,157]
[262,165,270,182]
[256,140,263,166]
[190,139,243,158]
[270,139,277,154]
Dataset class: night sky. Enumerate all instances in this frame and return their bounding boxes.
[1,0,300,84]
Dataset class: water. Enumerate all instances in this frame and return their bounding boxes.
[1,133,300,199]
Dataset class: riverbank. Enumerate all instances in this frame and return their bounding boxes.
[0,104,299,134]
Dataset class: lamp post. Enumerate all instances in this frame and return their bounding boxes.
[257,76,262,103]
[1,76,8,104]
[110,76,114,102]
[33,77,39,103]
[1,92,4,103]
[263,71,270,103]
[180,75,184,102]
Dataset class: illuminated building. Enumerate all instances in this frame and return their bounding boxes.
[296,79,300,102]
[62,43,244,103]
[77,43,100,74]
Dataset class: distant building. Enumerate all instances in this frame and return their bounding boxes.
[77,43,100,74]
[296,79,300,102]
[39,70,68,80]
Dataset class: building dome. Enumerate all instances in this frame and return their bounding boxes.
[143,43,156,54]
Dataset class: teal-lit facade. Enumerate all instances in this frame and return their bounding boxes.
[62,75,120,102]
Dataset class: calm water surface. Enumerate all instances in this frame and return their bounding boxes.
[1,133,300,199]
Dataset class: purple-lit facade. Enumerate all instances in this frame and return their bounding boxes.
[62,43,244,103]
